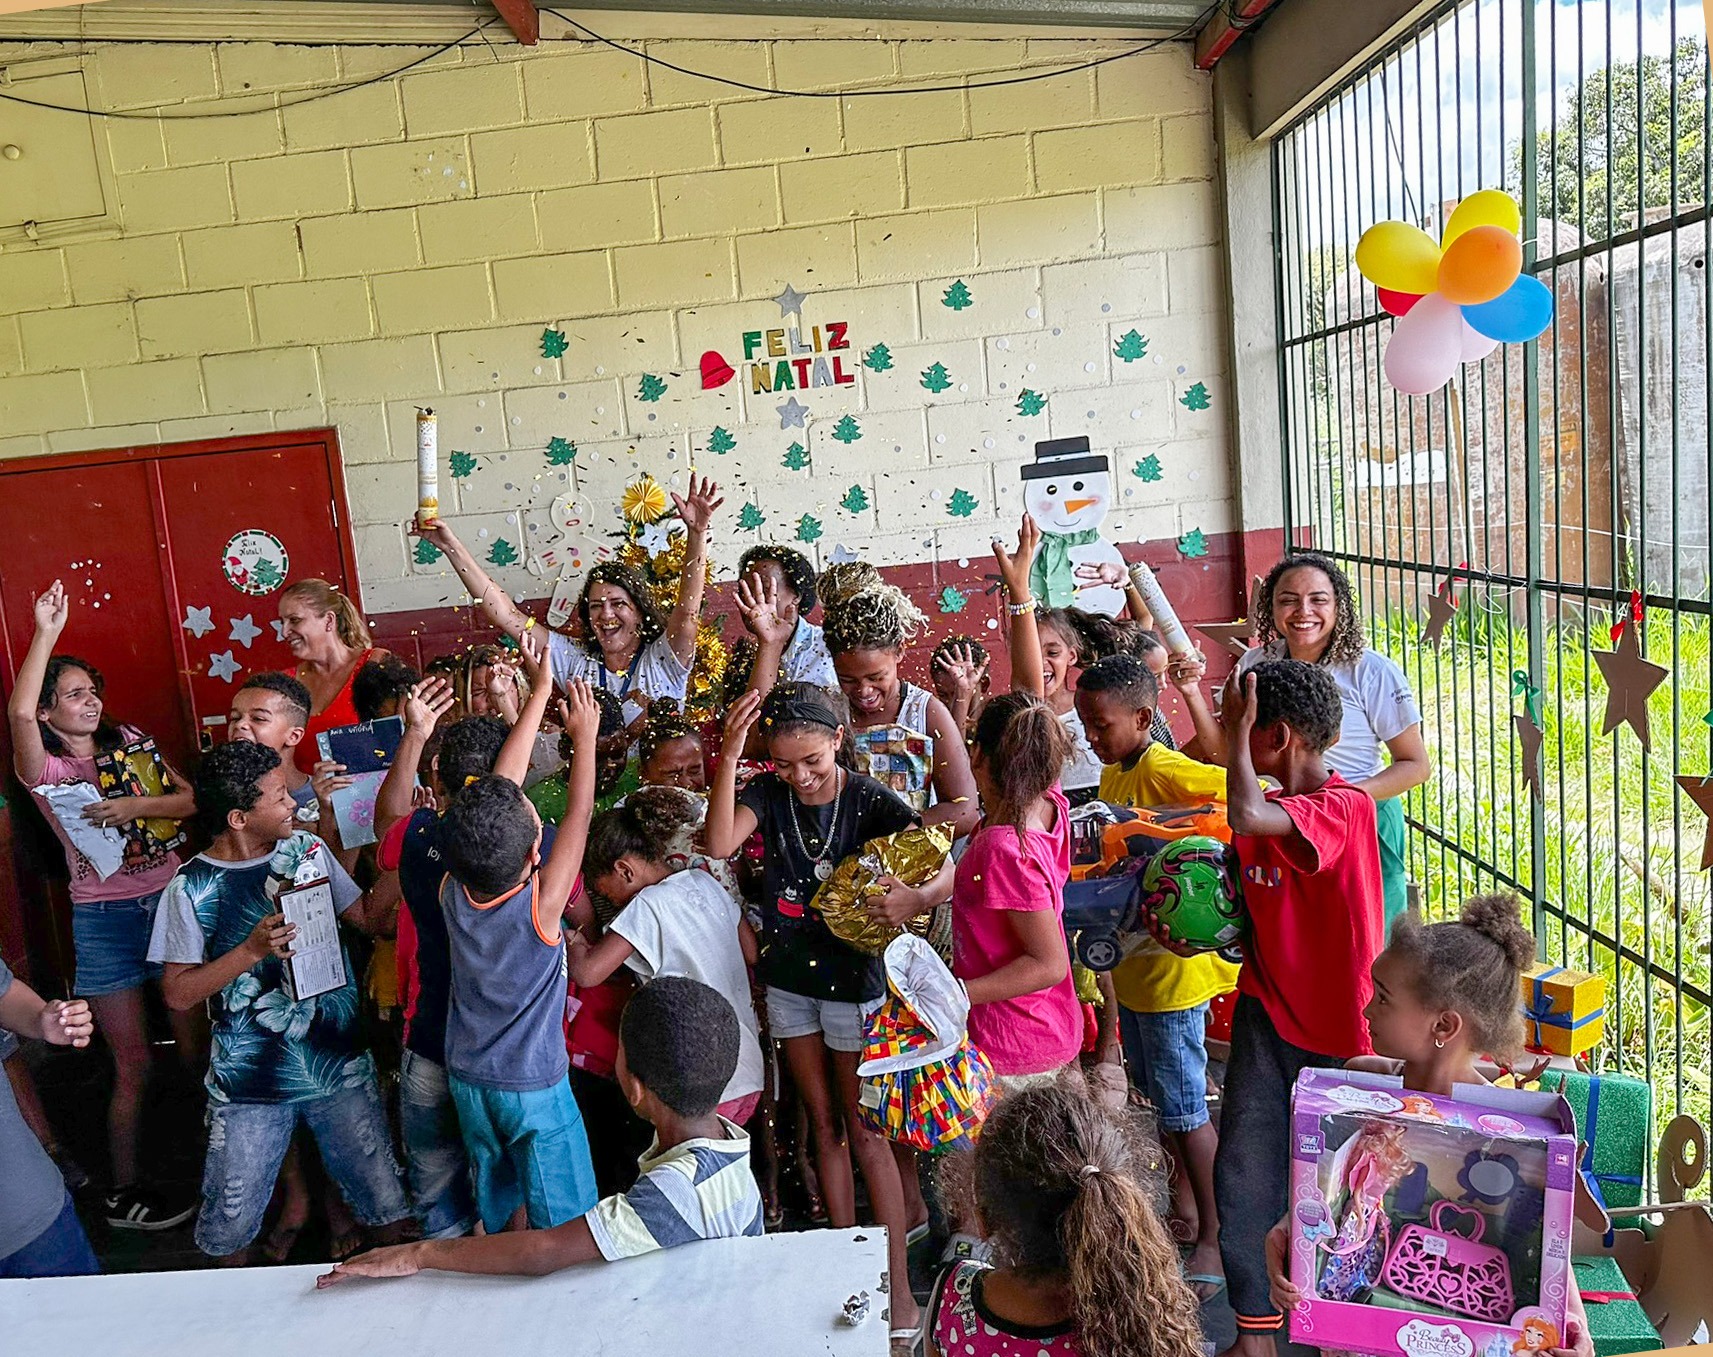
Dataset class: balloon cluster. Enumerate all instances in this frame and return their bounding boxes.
[1355,189,1554,396]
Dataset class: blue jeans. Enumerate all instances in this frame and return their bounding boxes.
[449,1074,598,1233]
[196,1080,409,1258]
[1118,1002,1211,1133]
[0,1194,99,1278]
[400,1049,475,1240]
[72,893,162,996]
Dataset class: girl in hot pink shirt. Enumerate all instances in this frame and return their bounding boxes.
[950,519,1083,1082]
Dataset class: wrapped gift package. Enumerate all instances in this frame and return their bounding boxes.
[1521,962,1606,1057]
[1571,1256,1661,1356]
[1286,1068,1577,1357]
[1546,1070,1651,1213]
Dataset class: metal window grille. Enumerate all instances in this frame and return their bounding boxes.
[1273,0,1710,1128]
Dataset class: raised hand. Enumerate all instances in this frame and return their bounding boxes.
[561,680,600,747]
[33,581,68,638]
[735,574,794,647]
[1073,561,1126,588]
[722,688,763,746]
[515,629,549,690]
[403,677,455,736]
[671,473,724,536]
[408,518,457,554]
[931,642,986,704]
[1165,649,1207,694]
[991,514,1041,601]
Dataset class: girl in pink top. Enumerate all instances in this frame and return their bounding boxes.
[7,580,196,1231]
[949,519,1083,1080]
[927,1079,1204,1357]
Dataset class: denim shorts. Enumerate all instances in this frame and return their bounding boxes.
[399,1049,475,1240]
[196,1079,409,1258]
[0,1193,99,1279]
[764,987,866,1053]
[1118,1002,1211,1133]
[448,1074,598,1234]
[72,893,162,997]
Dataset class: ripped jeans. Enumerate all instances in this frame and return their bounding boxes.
[196,1080,410,1258]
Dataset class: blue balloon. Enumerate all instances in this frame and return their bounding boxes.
[1461,274,1554,344]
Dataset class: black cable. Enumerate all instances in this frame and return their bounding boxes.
[0,24,486,119]
[542,6,1218,98]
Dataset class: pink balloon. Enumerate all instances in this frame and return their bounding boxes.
[1384,294,1464,395]
[1460,320,1500,365]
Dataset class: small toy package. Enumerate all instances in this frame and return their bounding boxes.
[1287,1068,1577,1357]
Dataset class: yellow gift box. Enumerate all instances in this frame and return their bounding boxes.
[1520,962,1606,1056]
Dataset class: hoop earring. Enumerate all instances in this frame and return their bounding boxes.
[1434,1037,1445,1049]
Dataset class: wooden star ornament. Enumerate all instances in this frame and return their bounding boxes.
[1514,713,1544,800]
[1594,604,1668,748]
[1422,563,1464,647]
[1676,774,1713,871]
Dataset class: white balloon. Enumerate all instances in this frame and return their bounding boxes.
[1384,294,1464,395]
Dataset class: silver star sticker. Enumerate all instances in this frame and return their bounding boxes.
[181,606,214,639]
[776,396,809,429]
[828,544,859,566]
[270,619,288,642]
[772,284,806,317]
[228,614,262,649]
[207,650,242,683]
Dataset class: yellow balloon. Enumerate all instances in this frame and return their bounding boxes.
[1355,221,1442,296]
[1441,189,1523,247]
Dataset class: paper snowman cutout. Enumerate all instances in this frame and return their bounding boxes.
[1021,437,1127,616]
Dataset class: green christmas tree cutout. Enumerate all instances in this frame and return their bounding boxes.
[708,426,737,455]
[796,514,823,544]
[541,328,568,359]
[1178,527,1209,559]
[637,373,668,403]
[839,484,870,514]
[862,344,894,373]
[920,362,953,394]
[939,585,968,614]
[941,280,974,311]
[545,437,576,466]
[413,538,443,566]
[782,442,810,471]
[1114,330,1148,363]
[1133,454,1163,483]
[487,538,520,567]
[738,503,766,531]
[947,488,979,518]
[251,558,284,592]
[1180,382,1211,411]
[1016,389,1047,417]
[449,451,477,479]
[832,415,862,444]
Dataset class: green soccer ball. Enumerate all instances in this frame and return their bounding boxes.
[1139,836,1247,953]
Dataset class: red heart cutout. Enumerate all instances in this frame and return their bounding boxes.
[700,349,735,390]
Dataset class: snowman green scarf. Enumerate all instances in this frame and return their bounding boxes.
[1029,527,1104,608]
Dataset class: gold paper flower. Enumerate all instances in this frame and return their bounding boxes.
[621,475,668,526]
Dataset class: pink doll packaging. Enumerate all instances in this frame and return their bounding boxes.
[1287,1068,1577,1357]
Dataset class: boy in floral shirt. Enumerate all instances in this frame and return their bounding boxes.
[146,740,409,1263]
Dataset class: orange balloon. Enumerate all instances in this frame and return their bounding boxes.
[1437,225,1523,305]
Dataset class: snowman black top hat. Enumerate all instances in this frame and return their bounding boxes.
[1022,435,1109,481]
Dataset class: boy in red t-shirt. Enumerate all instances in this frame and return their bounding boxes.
[1209,658,1383,1357]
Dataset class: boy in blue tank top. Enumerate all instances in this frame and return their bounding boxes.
[438,675,603,1232]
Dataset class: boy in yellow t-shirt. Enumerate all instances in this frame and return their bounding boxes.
[1075,653,1236,1299]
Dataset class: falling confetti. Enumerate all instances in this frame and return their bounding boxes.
[541,328,568,359]
[938,585,968,614]
[782,442,810,471]
[546,436,576,465]
[708,426,737,455]
[831,415,862,444]
[738,502,766,530]
[637,373,668,402]
[862,343,894,373]
[839,484,870,514]
[947,488,979,518]
[920,362,953,393]
[1178,527,1209,559]
[941,280,973,311]
[796,514,823,543]
[1133,454,1163,482]
[1113,330,1149,362]
[1181,382,1212,411]
[449,451,477,479]
[1016,389,1047,417]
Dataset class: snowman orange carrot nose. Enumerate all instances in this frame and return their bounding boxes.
[1063,497,1098,513]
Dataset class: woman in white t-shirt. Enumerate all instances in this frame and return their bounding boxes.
[1221,552,1431,931]
[420,475,723,737]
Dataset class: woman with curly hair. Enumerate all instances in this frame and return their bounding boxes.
[1218,552,1430,929]
[732,543,836,690]
[416,474,723,738]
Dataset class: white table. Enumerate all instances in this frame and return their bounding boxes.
[0,1229,891,1356]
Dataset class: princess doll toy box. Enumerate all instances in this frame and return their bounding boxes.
[1286,1068,1578,1357]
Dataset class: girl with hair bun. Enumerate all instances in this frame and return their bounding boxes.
[811,561,980,839]
[277,578,394,776]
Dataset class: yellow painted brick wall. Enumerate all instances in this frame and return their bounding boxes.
[0,34,1230,616]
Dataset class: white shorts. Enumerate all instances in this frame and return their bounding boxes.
[765,988,866,1053]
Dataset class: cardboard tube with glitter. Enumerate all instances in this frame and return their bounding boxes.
[416,409,439,529]
[1129,560,1192,657]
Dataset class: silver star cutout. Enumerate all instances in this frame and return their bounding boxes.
[828,544,859,566]
[776,396,809,429]
[207,650,242,683]
[271,619,288,642]
[228,614,262,649]
[181,605,214,639]
[772,284,806,317]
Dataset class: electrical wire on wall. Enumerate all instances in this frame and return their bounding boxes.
[0,0,1237,121]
